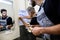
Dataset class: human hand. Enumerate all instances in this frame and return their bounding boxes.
[19,17,23,20]
[0,26,3,29]
[32,27,45,36]
[7,25,12,29]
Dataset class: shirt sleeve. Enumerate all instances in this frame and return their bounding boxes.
[7,17,13,25]
[30,17,39,25]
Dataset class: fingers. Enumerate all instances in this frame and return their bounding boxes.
[31,27,44,36]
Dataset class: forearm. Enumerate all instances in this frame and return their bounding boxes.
[23,16,32,19]
[20,19,29,27]
[19,16,32,19]
[6,24,13,29]
[7,24,13,27]
[41,24,60,35]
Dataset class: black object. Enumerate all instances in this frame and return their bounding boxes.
[43,0,60,40]
[31,0,36,7]
[30,17,39,25]
[43,0,60,25]
[20,25,36,40]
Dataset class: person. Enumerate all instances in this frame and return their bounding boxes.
[0,9,13,31]
[31,0,60,40]
[19,7,37,40]
[18,9,31,40]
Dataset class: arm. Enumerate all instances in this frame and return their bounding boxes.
[19,15,32,19]
[19,17,30,27]
[43,24,60,35]
[19,17,34,32]
[19,13,36,19]
[23,16,32,19]
[7,17,13,29]
[32,24,60,36]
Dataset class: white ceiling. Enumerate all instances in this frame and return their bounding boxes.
[0,0,13,5]
[5,0,13,1]
[4,0,13,2]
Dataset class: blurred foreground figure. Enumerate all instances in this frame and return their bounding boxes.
[31,0,60,40]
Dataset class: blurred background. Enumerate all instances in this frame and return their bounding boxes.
[0,0,40,40]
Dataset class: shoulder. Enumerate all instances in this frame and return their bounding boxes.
[7,17,12,20]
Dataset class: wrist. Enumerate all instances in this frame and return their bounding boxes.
[39,27,46,34]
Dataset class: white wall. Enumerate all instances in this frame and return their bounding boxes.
[0,0,30,40]
[25,0,32,9]
[16,0,26,10]
[0,2,14,19]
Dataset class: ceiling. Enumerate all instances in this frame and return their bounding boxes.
[5,0,13,2]
[0,0,13,5]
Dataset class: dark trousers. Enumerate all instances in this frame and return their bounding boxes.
[50,35,60,40]
[20,25,36,40]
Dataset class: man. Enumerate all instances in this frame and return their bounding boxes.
[19,7,43,40]
[0,9,13,31]
[31,0,60,40]
[18,9,34,40]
